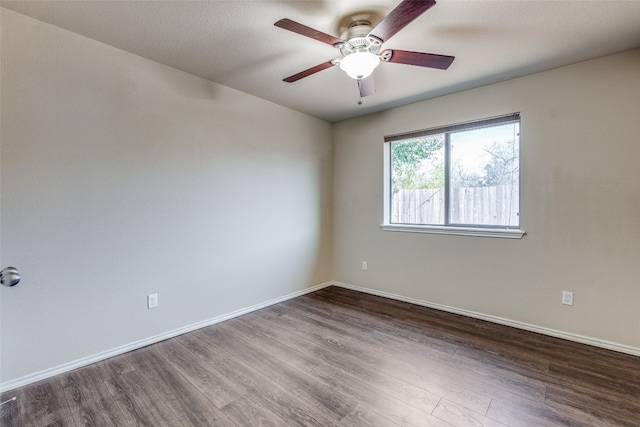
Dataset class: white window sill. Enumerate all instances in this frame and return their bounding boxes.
[381,224,525,239]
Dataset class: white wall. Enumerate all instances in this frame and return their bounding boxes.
[0,9,332,386]
[2,7,639,390]
[333,49,640,352]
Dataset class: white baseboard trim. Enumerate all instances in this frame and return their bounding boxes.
[332,281,640,357]
[0,282,333,393]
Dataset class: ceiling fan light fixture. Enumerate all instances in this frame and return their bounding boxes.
[339,52,380,80]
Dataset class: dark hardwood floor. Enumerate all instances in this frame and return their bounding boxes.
[2,286,639,426]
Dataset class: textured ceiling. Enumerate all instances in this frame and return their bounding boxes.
[2,0,640,122]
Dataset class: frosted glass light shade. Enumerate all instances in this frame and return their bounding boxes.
[339,52,380,80]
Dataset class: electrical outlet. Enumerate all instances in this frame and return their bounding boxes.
[148,293,158,309]
[362,261,368,271]
[562,291,573,306]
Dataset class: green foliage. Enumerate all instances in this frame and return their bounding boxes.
[392,135,518,192]
[391,136,444,192]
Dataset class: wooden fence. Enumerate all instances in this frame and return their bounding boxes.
[392,185,519,226]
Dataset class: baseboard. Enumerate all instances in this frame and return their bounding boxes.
[332,281,640,357]
[0,282,333,393]
[5,279,636,392]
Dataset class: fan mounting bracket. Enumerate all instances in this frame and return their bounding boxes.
[379,50,393,62]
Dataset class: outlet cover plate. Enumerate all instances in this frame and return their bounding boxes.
[148,293,158,309]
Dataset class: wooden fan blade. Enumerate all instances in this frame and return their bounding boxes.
[283,60,337,83]
[369,0,436,43]
[382,49,454,69]
[358,76,375,97]
[275,19,344,46]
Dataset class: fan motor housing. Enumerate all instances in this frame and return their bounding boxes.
[338,20,382,56]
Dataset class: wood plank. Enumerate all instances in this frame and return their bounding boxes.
[289,294,550,389]
[69,397,134,427]
[221,395,290,426]
[173,329,342,426]
[92,355,136,378]
[105,369,185,427]
[307,290,550,405]
[125,346,237,426]
[547,360,640,405]
[60,365,133,427]
[332,404,402,427]
[313,287,546,361]
[487,395,616,427]
[0,393,21,427]
[151,338,247,409]
[248,303,525,412]
[285,294,460,355]
[544,383,640,427]
[184,327,357,421]
[4,286,639,427]
[39,416,76,426]
[226,313,453,426]
[274,297,492,414]
[17,377,74,426]
[432,399,508,427]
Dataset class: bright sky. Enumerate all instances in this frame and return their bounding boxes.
[450,123,519,174]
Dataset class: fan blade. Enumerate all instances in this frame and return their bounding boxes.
[382,49,454,69]
[275,19,344,46]
[369,0,436,42]
[283,60,337,83]
[358,76,375,97]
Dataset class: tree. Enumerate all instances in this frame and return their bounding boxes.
[480,140,519,186]
[451,139,518,188]
[391,136,444,192]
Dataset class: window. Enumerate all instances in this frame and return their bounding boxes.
[383,113,524,238]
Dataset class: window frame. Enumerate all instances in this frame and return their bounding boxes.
[382,113,525,239]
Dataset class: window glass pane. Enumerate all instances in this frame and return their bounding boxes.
[390,135,445,225]
[449,123,519,227]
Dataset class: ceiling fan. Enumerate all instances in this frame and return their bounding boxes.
[274,0,454,98]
